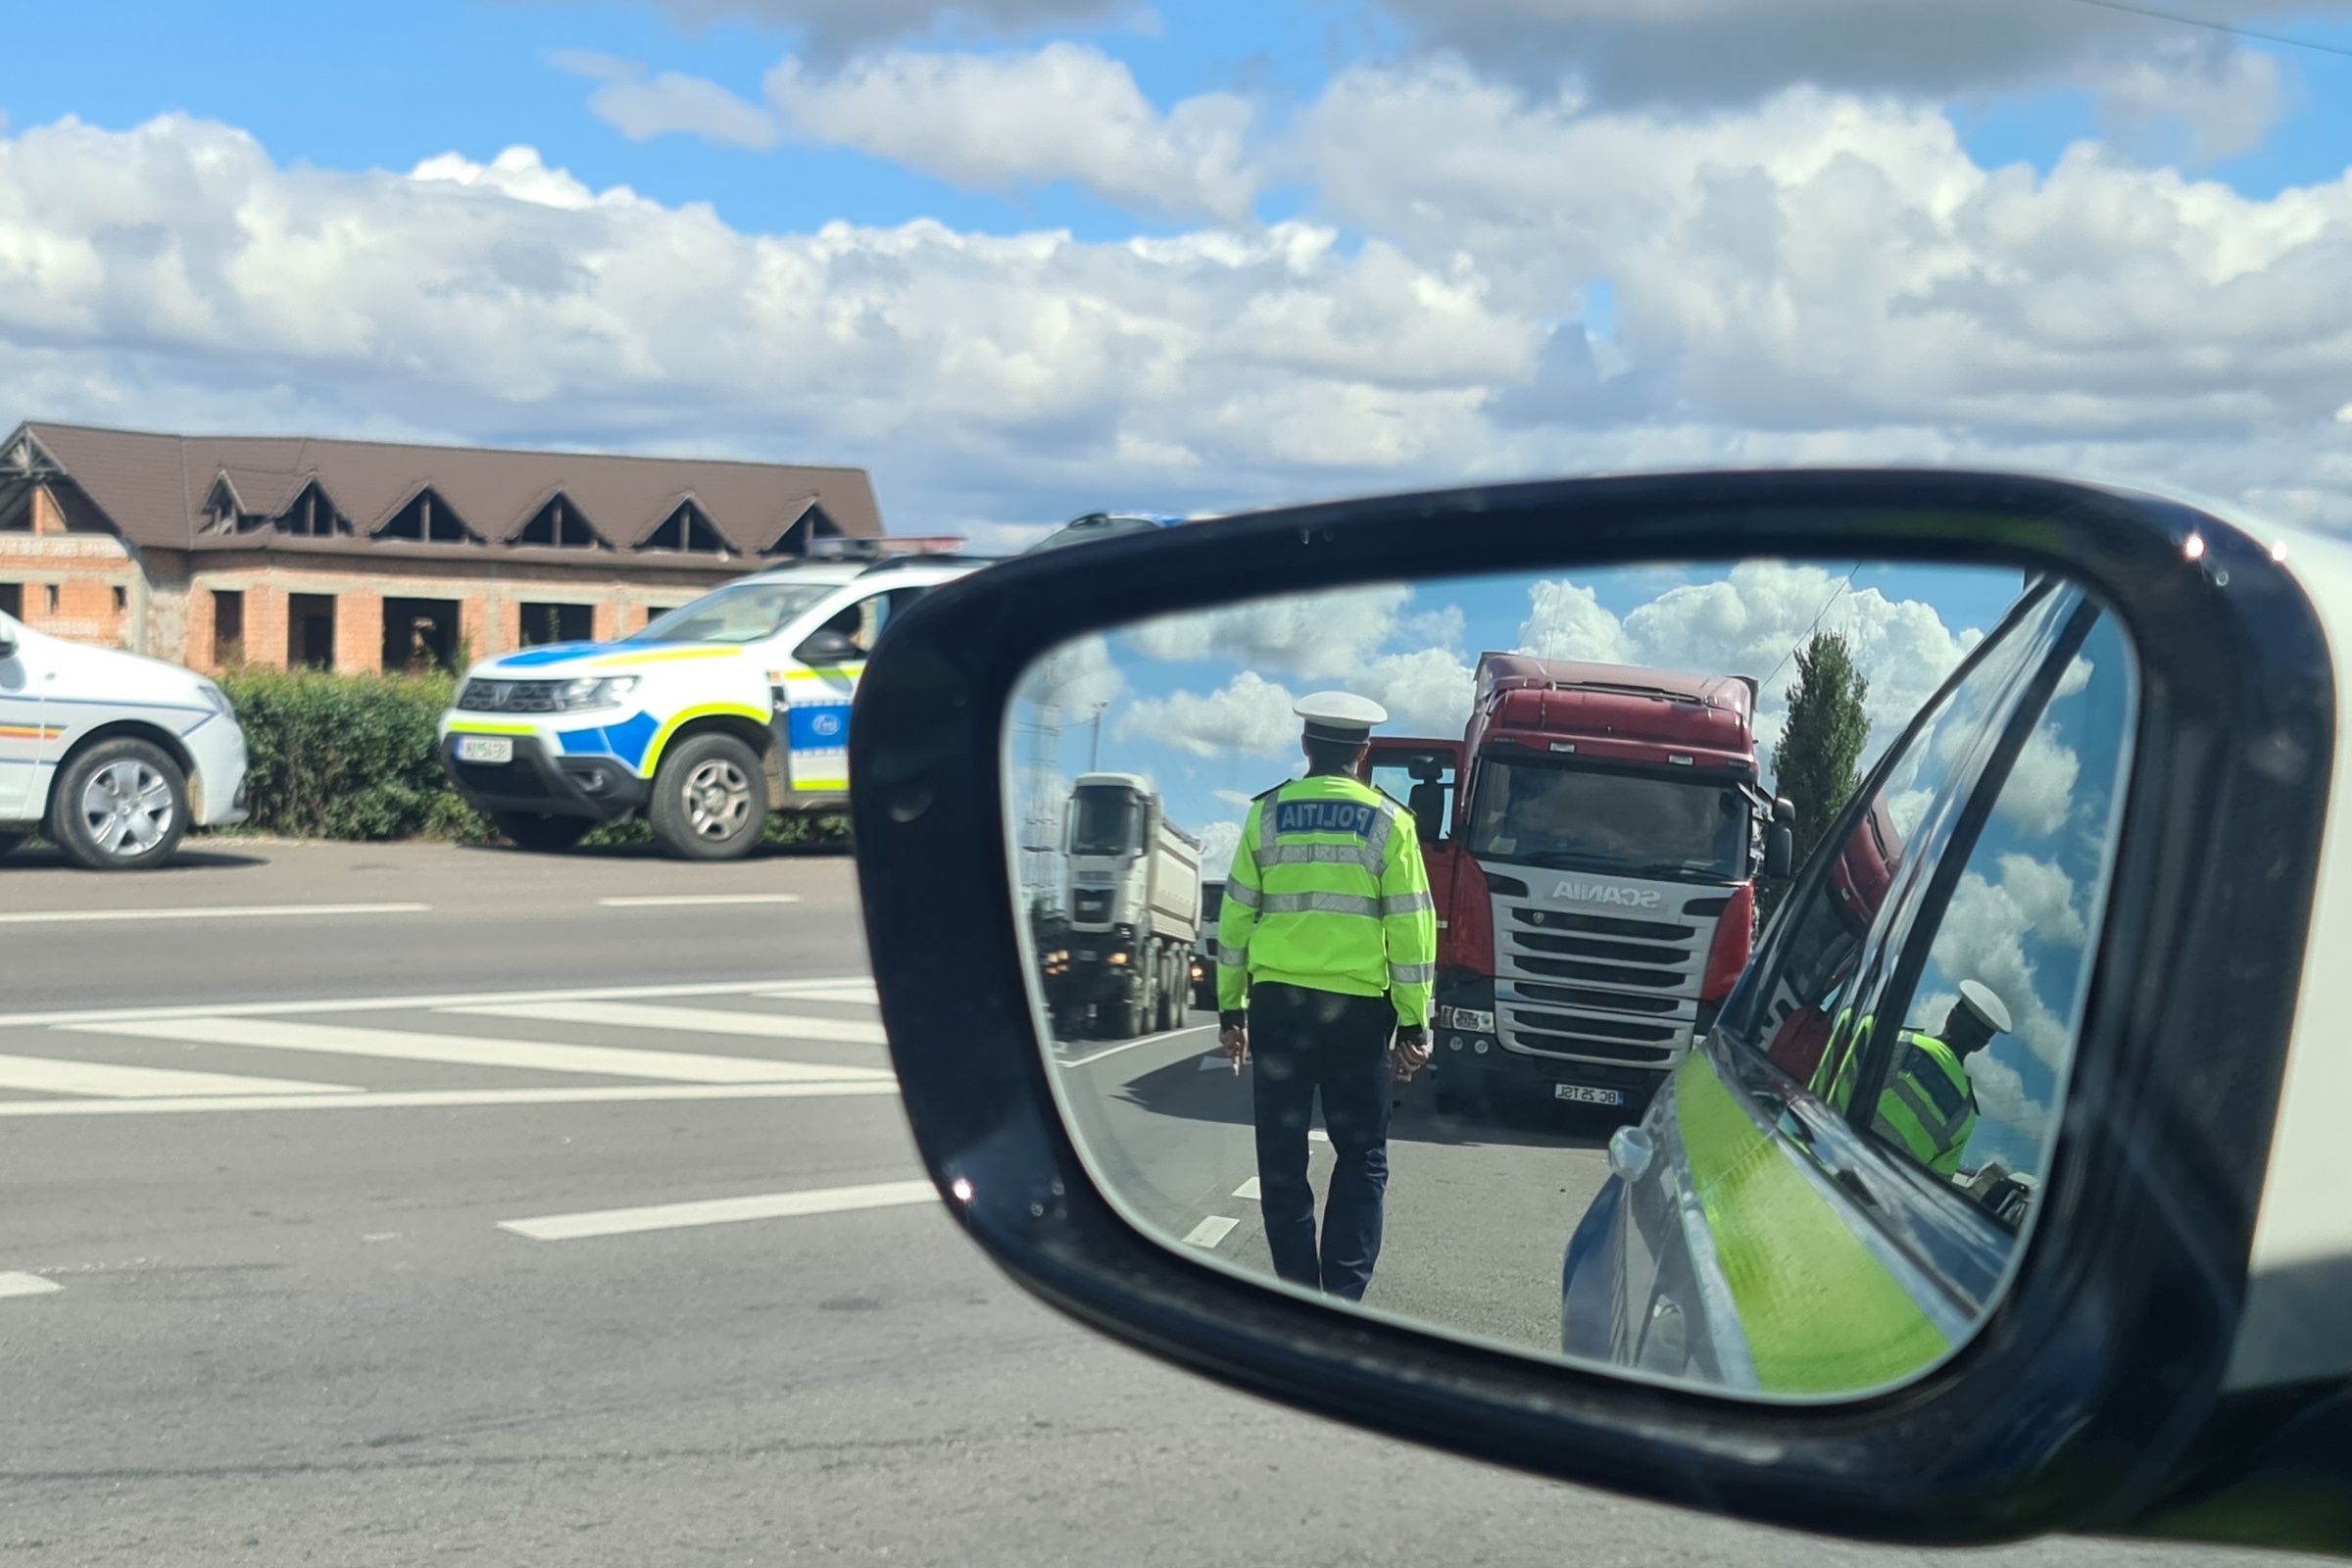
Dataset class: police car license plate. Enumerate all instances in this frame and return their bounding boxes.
[457,736,514,763]
[1554,1084,1624,1105]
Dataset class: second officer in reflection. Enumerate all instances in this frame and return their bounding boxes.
[1217,693,1439,1301]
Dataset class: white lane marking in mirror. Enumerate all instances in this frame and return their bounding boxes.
[445,1001,887,1045]
[756,983,879,1004]
[0,1272,61,1298]
[1196,1054,1230,1072]
[0,903,429,926]
[0,1082,899,1118]
[1057,1024,1213,1069]
[1308,1129,1330,1143]
[596,894,804,906]
[1233,1178,1260,1200]
[498,1179,936,1242]
[0,1054,357,1099]
[60,1018,894,1084]
[1182,1216,1241,1248]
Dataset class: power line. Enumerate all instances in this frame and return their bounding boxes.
[1758,564,1862,700]
[2054,0,2352,64]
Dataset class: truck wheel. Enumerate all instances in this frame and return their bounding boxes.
[51,738,188,871]
[494,811,593,852]
[649,733,769,860]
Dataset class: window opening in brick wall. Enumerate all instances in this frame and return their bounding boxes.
[373,488,481,544]
[289,594,336,669]
[383,597,461,673]
[112,585,126,613]
[642,605,679,628]
[43,584,59,615]
[0,583,20,619]
[519,602,594,647]
[514,497,607,549]
[637,500,730,554]
[213,590,245,666]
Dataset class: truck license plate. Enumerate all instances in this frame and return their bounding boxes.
[457,736,514,763]
[1554,1084,1624,1105]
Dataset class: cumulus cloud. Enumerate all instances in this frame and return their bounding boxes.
[555,54,782,150]
[1199,817,1244,880]
[1924,854,2088,1070]
[1017,632,1125,714]
[765,44,1258,222]
[1117,669,1299,757]
[643,0,1129,61]
[1995,721,2082,839]
[1124,586,1412,677]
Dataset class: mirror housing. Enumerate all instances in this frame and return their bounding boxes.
[849,470,2339,1552]
[793,627,860,666]
[1763,822,1795,881]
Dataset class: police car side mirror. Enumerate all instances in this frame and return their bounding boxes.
[849,471,2346,1555]
[793,628,860,665]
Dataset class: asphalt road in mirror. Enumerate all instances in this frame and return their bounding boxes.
[0,837,2314,1566]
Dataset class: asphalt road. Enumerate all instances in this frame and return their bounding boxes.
[0,837,2315,1566]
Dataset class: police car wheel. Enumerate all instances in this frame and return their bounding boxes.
[52,738,188,871]
[649,732,770,860]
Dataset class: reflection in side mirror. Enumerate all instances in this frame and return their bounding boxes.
[793,628,860,665]
[1005,559,2137,1401]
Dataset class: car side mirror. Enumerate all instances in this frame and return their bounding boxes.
[0,626,15,660]
[849,471,2343,1555]
[792,628,860,665]
[1763,821,1794,880]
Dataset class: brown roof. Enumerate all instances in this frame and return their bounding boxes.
[4,421,883,562]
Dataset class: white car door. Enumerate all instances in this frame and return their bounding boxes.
[0,612,49,820]
[774,584,933,794]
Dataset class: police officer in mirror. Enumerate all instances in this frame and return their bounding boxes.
[1217,693,1440,1300]
[1876,980,2012,1180]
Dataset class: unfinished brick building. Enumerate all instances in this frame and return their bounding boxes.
[0,421,888,674]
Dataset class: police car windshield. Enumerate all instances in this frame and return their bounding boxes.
[630,582,837,645]
[1068,787,1142,856]
[1468,760,1748,882]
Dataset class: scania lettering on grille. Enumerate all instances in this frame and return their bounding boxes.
[1550,878,1662,908]
[1275,800,1377,837]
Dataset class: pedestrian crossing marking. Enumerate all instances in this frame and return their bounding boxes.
[60,1017,894,1085]
[1233,1177,1261,1200]
[0,1054,358,1099]
[0,1081,899,1118]
[0,1272,62,1299]
[756,982,879,1004]
[498,1178,936,1241]
[1183,1216,1241,1248]
[443,1001,887,1045]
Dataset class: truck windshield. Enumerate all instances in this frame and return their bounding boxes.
[1068,787,1142,856]
[1467,760,1749,882]
[630,582,837,645]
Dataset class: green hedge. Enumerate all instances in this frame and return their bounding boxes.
[220,668,490,841]
[217,667,852,850]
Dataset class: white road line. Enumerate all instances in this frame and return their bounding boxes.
[597,894,805,907]
[498,1179,937,1242]
[0,1081,900,1118]
[1058,1024,1213,1069]
[756,983,878,1004]
[0,902,429,927]
[445,1001,887,1045]
[1197,1054,1234,1072]
[1309,1129,1330,1143]
[0,1054,357,1100]
[0,1272,62,1298]
[0,976,867,1032]
[1233,1177,1261,1200]
[1182,1216,1241,1248]
[61,1018,896,1085]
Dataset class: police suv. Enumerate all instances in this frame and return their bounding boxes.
[437,552,978,859]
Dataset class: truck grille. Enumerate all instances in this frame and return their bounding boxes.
[1489,873,1726,1069]
[1071,890,1112,923]
[458,679,567,713]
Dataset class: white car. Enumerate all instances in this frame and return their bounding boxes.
[437,553,979,859]
[0,610,249,869]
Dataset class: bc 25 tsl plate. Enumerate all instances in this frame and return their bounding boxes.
[456,735,514,764]
[1554,1084,1624,1105]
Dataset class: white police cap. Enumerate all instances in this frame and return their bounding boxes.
[1958,980,2012,1035]
[1295,690,1388,745]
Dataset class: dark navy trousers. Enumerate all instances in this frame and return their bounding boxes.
[1248,982,1396,1301]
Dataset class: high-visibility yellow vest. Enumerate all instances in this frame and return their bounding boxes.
[1870,1032,1978,1177]
[1216,773,1437,1026]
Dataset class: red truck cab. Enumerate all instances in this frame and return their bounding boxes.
[1366,654,1790,1114]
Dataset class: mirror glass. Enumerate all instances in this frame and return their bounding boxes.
[1004,559,2136,1400]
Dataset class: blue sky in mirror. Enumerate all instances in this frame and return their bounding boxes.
[5,3,2352,543]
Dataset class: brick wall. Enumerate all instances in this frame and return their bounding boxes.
[334,590,383,673]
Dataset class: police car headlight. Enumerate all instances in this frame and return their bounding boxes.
[195,680,233,715]
[554,675,638,710]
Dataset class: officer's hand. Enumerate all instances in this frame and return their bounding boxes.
[1393,1025,1432,1082]
[1218,1016,1250,1067]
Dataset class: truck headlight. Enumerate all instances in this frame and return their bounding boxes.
[1441,1006,1495,1034]
[1107,952,1130,966]
[555,675,638,711]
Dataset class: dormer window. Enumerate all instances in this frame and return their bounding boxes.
[273,480,351,537]
[514,494,608,549]
[638,499,730,555]
[373,487,481,543]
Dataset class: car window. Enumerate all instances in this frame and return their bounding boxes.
[630,581,836,644]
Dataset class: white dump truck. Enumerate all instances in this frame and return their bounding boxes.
[1048,772,1202,1039]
